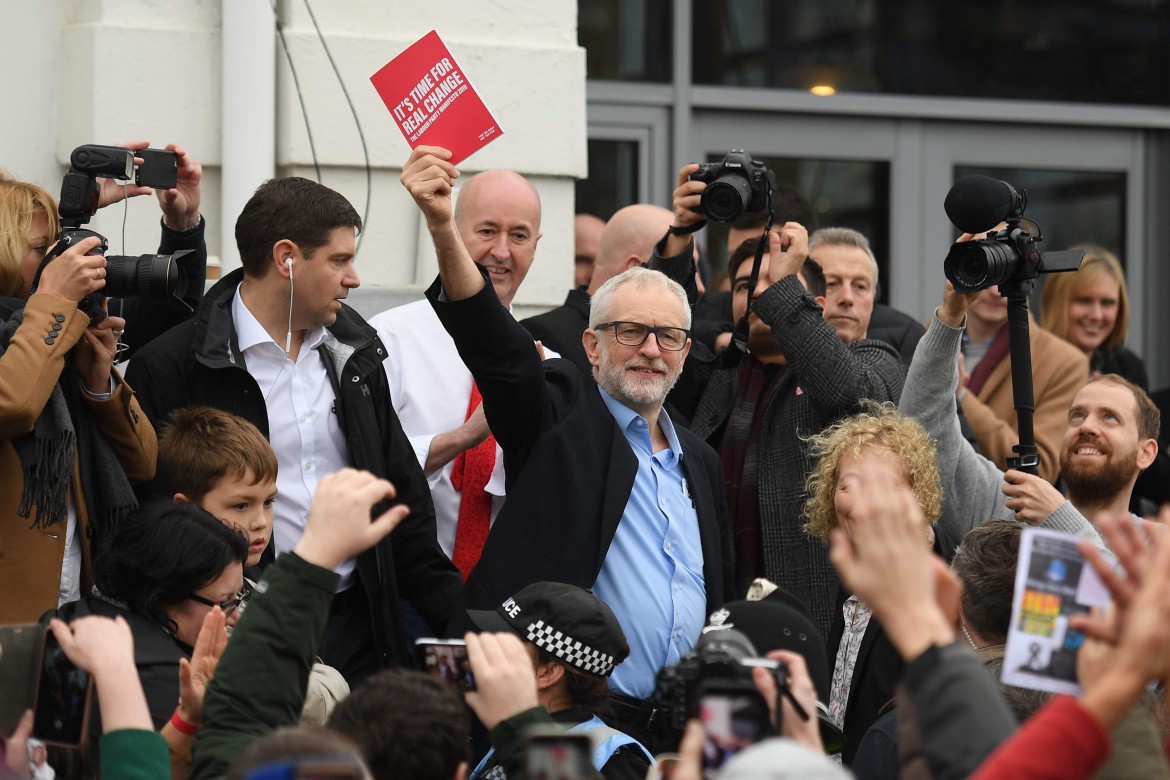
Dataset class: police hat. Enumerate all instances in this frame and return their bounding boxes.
[466,581,629,678]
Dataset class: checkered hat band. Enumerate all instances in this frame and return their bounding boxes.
[526,619,615,676]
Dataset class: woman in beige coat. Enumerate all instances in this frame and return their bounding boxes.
[0,174,155,623]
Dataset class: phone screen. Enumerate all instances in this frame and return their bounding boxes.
[33,629,92,746]
[0,625,41,735]
[134,148,179,189]
[698,689,769,779]
[526,734,593,780]
[415,639,476,691]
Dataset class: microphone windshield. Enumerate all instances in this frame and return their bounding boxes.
[944,175,1025,235]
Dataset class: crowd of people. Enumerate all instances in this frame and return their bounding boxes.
[0,136,1167,780]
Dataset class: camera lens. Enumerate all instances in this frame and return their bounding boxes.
[943,241,1018,293]
[701,177,753,224]
[104,252,189,302]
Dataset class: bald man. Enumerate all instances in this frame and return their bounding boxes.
[522,204,674,376]
[371,169,550,573]
[574,213,606,289]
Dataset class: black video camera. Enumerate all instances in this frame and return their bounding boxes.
[942,175,1082,294]
[31,144,191,321]
[688,150,776,224]
[654,628,786,734]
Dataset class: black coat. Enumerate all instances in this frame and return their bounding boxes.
[520,287,593,378]
[827,589,903,767]
[125,269,462,667]
[427,274,733,618]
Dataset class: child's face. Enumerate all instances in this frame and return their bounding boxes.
[200,469,277,567]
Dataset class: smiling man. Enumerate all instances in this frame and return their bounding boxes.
[126,177,462,684]
[371,168,548,576]
[897,279,1161,556]
[401,146,733,752]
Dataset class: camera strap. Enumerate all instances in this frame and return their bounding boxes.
[724,212,773,367]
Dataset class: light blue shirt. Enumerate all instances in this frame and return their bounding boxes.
[592,387,706,699]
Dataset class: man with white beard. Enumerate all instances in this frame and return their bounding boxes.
[400,146,733,752]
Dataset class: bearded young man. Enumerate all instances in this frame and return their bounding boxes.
[400,146,733,752]
[898,280,1160,556]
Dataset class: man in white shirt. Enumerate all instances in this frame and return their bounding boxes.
[127,177,461,683]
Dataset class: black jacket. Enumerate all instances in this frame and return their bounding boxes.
[520,287,593,378]
[827,590,903,766]
[125,269,462,667]
[427,274,733,619]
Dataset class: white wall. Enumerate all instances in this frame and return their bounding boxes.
[1,0,586,312]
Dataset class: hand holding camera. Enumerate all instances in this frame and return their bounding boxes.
[34,235,106,304]
[75,313,125,395]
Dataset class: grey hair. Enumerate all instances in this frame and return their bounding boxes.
[589,267,692,330]
[809,227,879,282]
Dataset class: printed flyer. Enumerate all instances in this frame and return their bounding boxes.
[1002,527,1113,696]
[370,30,503,164]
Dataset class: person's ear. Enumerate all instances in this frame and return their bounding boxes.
[582,328,601,368]
[271,239,298,278]
[1137,438,1159,471]
[534,660,565,691]
[174,492,191,503]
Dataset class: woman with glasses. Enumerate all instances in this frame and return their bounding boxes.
[45,500,248,759]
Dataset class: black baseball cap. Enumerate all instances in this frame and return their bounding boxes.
[466,582,629,678]
[704,589,844,754]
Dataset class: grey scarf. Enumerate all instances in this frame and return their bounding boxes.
[0,296,138,538]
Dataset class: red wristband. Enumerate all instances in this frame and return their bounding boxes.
[170,709,198,736]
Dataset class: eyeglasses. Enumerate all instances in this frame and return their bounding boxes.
[187,584,252,617]
[594,321,690,352]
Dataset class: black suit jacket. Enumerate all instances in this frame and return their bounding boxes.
[828,588,904,766]
[520,287,593,378]
[428,274,733,618]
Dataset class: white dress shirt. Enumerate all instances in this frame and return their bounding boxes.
[370,300,509,558]
[232,288,354,588]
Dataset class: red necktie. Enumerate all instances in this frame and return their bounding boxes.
[449,382,496,580]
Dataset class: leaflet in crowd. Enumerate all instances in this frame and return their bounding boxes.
[1003,527,1112,696]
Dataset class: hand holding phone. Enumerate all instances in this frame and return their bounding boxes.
[416,638,476,691]
[33,627,93,747]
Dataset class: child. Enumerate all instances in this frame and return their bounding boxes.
[158,406,278,572]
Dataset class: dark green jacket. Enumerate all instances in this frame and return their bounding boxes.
[191,552,339,780]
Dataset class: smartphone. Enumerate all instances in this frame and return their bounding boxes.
[0,624,42,735]
[134,147,179,189]
[698,685,770,779]
[32,627,93,746]
[415,638,476,691]
[525,731,593,780]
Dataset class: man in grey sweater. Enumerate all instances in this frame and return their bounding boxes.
[898,282,1160,556]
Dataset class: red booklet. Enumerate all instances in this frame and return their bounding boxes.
[370,30,504,164]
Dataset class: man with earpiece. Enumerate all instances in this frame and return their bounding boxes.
[126,177,463,685]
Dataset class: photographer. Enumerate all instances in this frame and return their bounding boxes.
[101,141,207,360]
[0,176,156,624]
[649,160,903,636]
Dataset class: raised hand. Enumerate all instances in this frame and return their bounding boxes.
[294,468,410,570]
[157,143,203,231]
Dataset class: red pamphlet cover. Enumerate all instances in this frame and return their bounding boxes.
[370,30,504,164]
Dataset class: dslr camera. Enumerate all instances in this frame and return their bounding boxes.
[654,627,786,734]
[688,150,776,224]
[942,175,1082,294]
[31,144,191,321]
